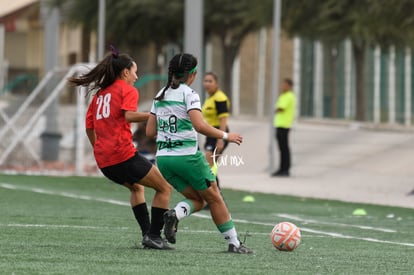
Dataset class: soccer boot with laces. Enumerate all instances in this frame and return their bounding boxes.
[163,209,179,244]
[227,243,254,254]
[142,234,174,250]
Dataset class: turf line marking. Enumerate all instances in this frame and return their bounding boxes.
[0,223,320,237]
[2,183,413,247]
[275,213,396,233]
[0,223,129,230]
[188,214,414,247]
[295,227,414,247]
[0,183,129,206]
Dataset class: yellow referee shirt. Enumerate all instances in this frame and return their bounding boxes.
[202,90,230,127]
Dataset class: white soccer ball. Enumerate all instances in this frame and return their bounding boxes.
[270,221,301,251]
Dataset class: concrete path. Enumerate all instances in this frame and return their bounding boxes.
[215,117,414,209]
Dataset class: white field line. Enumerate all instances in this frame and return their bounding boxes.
[0,223,129,230]
[187,213,414,247]
[274,213,396,233]
[0,183,129,206]
[0,223,318,237]
[2,182,414,247]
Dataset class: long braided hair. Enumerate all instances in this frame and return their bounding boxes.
[154,53,198,101]
[68,45,134,96]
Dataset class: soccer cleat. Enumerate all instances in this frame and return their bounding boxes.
[142,234,174,250]
[228,243,254,254]
[163,209,179,244]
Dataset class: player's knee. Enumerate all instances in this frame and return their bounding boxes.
[203,191,222,205]
[128,183,144,192]
[157,181,173,195]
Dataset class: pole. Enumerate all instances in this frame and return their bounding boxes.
[98,0,106,60]
[268,0,281,172]
[388,45,396,124]
[40,1,62,161]
[257,27,267,117]
[0,24,4,91]
[184,0,203,94]
[404,47,412,126]
[76,86,86,175]
[232,56,240,116]
[313,41,323,118]
[344,39,352,119]
[293,37,301,121]
[373,46,381,124]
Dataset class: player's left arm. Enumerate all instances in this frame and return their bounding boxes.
[189,110,242,145]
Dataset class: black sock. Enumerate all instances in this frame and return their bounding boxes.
[149,207,168,237]
[132,203,150,236]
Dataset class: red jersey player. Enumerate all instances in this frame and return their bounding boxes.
[68,46,173,250]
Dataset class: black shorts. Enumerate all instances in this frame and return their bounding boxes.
[204,127,229,152]
[100,152,153,185]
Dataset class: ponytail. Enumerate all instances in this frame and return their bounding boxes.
[154,53,197,101]
[155,67,173,101]
[68,45,134,96]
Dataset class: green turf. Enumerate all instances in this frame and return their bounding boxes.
[0,174,413,274]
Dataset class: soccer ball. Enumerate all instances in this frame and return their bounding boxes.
[270,221,301,251]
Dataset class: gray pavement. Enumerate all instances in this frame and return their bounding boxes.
[214,117,414,209]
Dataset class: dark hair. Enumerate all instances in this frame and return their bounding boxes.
[284,78,293,87]
[154,53,198,101]
[204,71,218,82]
[68,45,134,96]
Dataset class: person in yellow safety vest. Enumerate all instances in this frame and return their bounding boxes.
[272,78,296,177]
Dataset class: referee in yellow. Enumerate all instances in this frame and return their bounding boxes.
[272,78,296,177]
[202,72,230,184]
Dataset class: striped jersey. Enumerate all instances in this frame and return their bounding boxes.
[150,84,201,156]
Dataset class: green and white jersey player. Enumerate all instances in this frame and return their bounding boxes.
[147,53,253,254]
[151,83,200,156]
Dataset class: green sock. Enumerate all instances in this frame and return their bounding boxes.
[217,220,240,246]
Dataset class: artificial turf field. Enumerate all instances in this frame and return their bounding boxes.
[0,174,413,274]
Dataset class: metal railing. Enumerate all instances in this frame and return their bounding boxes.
[0,64,94,174]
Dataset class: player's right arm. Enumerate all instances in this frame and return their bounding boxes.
[125,111,149,122]
[85,101,96,147]
[146,113,157,138]
[86,128,96,146]
[188,109,242,145]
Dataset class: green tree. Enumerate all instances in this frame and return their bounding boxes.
[53,0,273,99]
[53,0,183,61]
[283,0,414,121]
[204,0,273,98]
